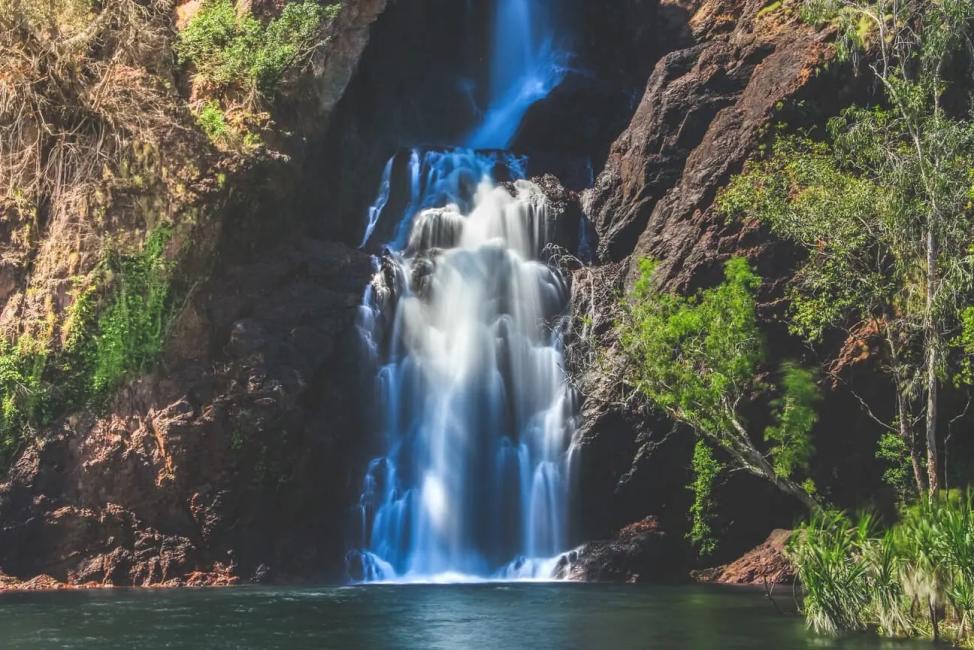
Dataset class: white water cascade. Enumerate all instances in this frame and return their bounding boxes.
[350,0,576,583]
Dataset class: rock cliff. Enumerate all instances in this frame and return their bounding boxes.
[0,0,892,586]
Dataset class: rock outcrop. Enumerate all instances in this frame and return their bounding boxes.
[557,517,686,583]
[694,529,795,585]
[585,0,835,280]
[567,0,864,557]
[0,0,389,587]
[0,240,372,585]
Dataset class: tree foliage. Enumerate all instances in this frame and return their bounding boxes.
[783,0,974,495]
[619,257,820,510]
[719,108,974,495]
[765,362,821,480]
[176,0,336,96]
[688,439,722,557]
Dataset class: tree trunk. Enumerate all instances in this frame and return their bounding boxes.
[924,226,940,495]
[897,386,927,494]
[723,419,819,512]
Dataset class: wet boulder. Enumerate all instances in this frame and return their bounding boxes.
[556,517,687,583]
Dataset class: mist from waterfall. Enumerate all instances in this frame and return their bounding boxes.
[351,0,576,583]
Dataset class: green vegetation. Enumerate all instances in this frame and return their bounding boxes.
[704,0,974,643]
[0,226,178,475]
[92,225,174,397]
[175,0,337,96]
[688,439,722,557]
[196,100,230,145]
[957,307,974,386]
[876,432,916,503]
[619,257,821,512]
[0,337,51,470]
[765,362,820,480]
[790,495,974,645]
[794,0,974,496]
[719,94,974,502]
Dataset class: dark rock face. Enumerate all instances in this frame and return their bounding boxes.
[0,239,372,585]
[557,517,686,583]
[584,0,834,271]
[565,262,700,545]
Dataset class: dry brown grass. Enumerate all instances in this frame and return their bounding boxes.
[0,0,182,242]
[0,0,205,340]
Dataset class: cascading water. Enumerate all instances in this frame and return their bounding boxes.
[350,0,576,582]
[466,0,567,149]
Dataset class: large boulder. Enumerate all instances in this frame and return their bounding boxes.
[557,517,687,583]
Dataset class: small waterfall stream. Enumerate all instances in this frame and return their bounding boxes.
[350,0,577,582]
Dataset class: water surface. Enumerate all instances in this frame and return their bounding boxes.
[0,584,929,649]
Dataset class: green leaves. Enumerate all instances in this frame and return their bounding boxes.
[765,363,821,480]
[0,337,51,472]
[718,130,898,343]
[791,494,974,643]
[956,306,974,385]
[789,510,874,635]
[175,0,333,96]
[621,257,765,437]
[196,100,230,145]
[688,439,722,557]
[875,432,915,501]
[619,257,821,513]
[92,225,174,398]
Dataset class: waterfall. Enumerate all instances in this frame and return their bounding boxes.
[466,0,566,149]
[350,0,575,583]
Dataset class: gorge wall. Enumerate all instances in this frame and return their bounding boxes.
[0,0,897,586]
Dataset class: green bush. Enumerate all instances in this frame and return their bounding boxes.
[619,256,820,510]
[790,510,873,635]
[92,225,174,397]
[175,0,336,96]
[875,432,915,502]
[196,100,230,144]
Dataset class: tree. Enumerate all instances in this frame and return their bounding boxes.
[619,257,820,511]
[793,0,974,494]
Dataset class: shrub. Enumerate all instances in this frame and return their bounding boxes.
[175,0,335,96]
[619,257,820,511]
[789,510,873,635]
[196,100,230,144]
[92,225,174,397]
[0,337,51,471]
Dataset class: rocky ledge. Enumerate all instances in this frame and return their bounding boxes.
[556,517,687,583]
[693,529,795,586]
